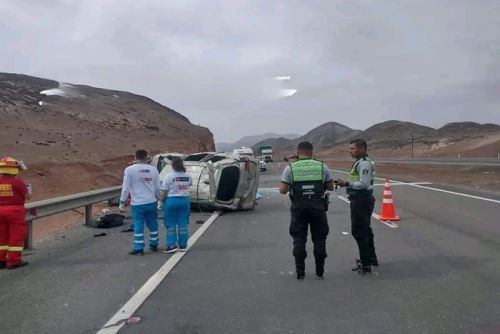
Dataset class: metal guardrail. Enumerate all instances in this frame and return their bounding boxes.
[24,186,122,249]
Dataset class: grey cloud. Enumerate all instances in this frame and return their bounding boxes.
[1,0,499,141]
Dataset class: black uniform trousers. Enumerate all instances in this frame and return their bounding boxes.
[349,194,378,266]
[289,199,329,274]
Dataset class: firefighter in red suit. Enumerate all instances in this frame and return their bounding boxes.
[0,157,31,270]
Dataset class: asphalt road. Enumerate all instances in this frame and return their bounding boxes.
[0,210,215,334]
[1,165,499,333]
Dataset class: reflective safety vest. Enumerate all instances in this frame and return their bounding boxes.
[290,159,324,199]
[348,156,375,195]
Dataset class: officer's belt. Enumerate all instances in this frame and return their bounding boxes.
[346,189,373,197]
[289,194,323,201]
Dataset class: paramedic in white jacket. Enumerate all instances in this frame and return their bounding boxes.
[119,150,161,255]
[159,158,192,254]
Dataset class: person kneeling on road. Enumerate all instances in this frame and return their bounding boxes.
[159,158,192,254]
[119,150,161,255]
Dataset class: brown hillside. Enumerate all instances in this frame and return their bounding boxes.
[362,120,436,149]
[1,72,215,201]
[427,133,500,157]
[1,72,214,163]
[253,122,361,154]
[270,120,500,159]
[437,122,500,138]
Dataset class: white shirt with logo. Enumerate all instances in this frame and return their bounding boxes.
[161,172,192,197]
[120,163,161,206]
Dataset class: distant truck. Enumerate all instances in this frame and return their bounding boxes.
[256,145,273,162]
[233,147,254,158]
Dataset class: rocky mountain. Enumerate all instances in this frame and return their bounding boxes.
[297,122,361,148]
[437,122,500,139]
[1,72,214,161]
[252,137,295,149]
[253,122,360,152]
[362,120,436,148]
[216,133,299,151]
[254,120,500,158]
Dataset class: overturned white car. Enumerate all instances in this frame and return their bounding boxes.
[151,152,260,211]
[150,153,186,172]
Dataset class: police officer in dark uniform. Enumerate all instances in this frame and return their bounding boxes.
[334,139,378,274]
[280,141,334,280]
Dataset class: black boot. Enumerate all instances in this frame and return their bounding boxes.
[352,259,362,272]
[361,265,372,275]
[296,263,305,280]
[352,259,372,275]
[315,261,324,279]
[293,242,306,280]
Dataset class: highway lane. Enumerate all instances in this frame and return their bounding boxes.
[1,165,499,333]
[0,211,216,334]
[116,168,500,334]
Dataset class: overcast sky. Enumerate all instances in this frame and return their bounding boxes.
[1,0,499,142]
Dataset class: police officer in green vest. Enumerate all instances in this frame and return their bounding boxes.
[280,141,334,280]
[334,139,378,274]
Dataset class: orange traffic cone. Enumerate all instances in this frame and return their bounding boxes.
[378,179,400,221]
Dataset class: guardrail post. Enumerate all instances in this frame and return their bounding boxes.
[24,220,33,250]
[85,204,92,226]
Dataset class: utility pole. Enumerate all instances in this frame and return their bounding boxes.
[411,135,414,159]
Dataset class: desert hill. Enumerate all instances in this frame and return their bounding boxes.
[253,122,361,152]
[1,72,214,162]
[295,122,361,149]
[216,133,299,152]
[437,122,500,139]
[252,120,500,158]
[362,120,435,149]
[1,72,215,201]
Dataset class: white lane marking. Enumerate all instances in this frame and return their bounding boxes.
[336,195,399,229]
[372,212,399,229]
[337,195,350,204]
[408,184,500,204]
[331,169,500,204]
[97,211,220,334]
[374,182,432,186]
[331,169,395,181]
